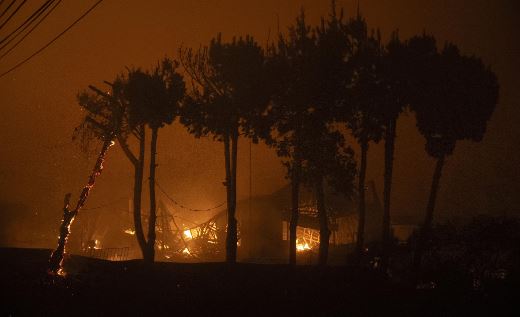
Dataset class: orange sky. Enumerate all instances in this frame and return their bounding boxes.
[0,0,519,228]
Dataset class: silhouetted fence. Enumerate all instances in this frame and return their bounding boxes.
[83,247,129,261]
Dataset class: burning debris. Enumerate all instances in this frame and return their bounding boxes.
[149,200,228,260]
[124,229,135,235]
[296,239,311,252]
[295,227,320,252]
[48,139,114,275]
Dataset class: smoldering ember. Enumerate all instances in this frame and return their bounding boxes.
[0,1,519,316]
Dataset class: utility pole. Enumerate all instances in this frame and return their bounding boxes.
[248,138,253,258]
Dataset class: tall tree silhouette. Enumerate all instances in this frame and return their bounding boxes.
[313,4,356,265]
[84,73,149,263]
[180,35,270,263]
[65,73,150,262]
[267,9,319,265]
[341,13,386,259]
[378,32,410,271]
[124,58,185,263]
[410,40,499,269]
[300,128,357,265]
[268,5,355,265]
[48,82,122,275]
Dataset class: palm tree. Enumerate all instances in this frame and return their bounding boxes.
[83,73,149,263]
[48,83,122,275]
[89,74,150,263]
[266,9,319,265]
[300,126,357,265]
[180,35,270,263]
[411,40,499,269]
[378,32,410,271]
[342,13,386,259]
[65,72,150,263]
[267,6,355,265]
[124,58,185,263]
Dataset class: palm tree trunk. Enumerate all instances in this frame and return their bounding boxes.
[223,131,231,261]
[356,138,369,259]
[381,117,396,272]
[413,154,445,270]
[133,127,148,259]
[48,137,114,275]
[230,129,238,259]
[118,126,148,260]
[224,129,238,263]
[317,175,330,266]
[145,127,158,263]
[289,158,301,265]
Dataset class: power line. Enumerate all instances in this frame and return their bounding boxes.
[40,140,73,150]
[171,214,202,228]
[0,0,53,48]
[113,203,202,228]
[83,197,127,211]
[156,180,226,212]
[0,0,104,79]
[0,0,16,21]
[0,0,61,60]
[0,0,26,31]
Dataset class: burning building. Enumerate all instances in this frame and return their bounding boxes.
[149,180,385,264]
[232,180,384,264]
[72,180,390,264]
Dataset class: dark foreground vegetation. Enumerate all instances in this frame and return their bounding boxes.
[1,247,518,316]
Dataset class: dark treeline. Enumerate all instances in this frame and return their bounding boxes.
[48,1,499,275]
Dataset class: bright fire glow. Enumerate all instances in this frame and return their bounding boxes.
[183,229,193,240]
[182,247,191,255]
[296,239,311,252]
[124,229,135,235]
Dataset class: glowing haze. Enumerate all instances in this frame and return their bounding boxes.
[0,0,518,249]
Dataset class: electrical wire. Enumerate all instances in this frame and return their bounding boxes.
[0,0,61,59]
[0,0,104,79]
[0,0,26,31]
[156,180,226,212]
[40,139,73,150]
[0,0,53,48]
[83,196,127,211]
[0,0,16,20]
